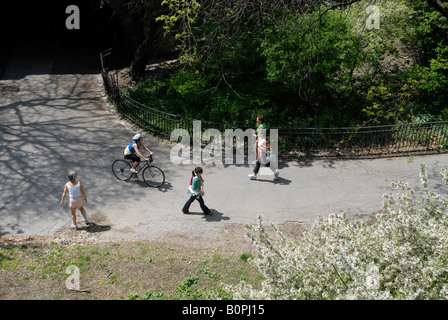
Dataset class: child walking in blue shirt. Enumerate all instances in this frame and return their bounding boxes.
[182,167,211,215]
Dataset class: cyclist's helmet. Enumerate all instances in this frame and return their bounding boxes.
[133,133,143,141]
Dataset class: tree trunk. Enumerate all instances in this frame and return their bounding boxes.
[426,0,448,19]
[130,33,152,79]
[129,2,161,80]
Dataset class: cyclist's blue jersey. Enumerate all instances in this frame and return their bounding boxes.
[124,141,140,156]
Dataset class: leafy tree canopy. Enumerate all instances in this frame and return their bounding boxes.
[124,0,448,128]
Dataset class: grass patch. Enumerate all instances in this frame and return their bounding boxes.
[0,239,261,300]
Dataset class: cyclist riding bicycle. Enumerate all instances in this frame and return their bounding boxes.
[124,133,154,173]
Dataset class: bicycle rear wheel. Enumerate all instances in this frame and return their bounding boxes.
[142,165,165,188]
[112,159,133,181]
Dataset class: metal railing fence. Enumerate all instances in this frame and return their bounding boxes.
[100,49,448,159]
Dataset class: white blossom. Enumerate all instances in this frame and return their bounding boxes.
[224,163,448,300]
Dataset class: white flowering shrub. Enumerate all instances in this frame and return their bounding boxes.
[225,163,448,299]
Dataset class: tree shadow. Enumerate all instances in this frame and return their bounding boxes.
[0,223,25,237]
[0,70,139,235]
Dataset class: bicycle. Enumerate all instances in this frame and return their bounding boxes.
[112,155,165,188]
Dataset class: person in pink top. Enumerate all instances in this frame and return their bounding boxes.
[60,170,89,229]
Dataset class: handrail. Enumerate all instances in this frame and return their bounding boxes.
[100,49,448,159]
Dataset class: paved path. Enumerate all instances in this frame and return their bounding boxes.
[2,44,448,241]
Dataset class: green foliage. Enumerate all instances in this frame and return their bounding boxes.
[240,253,254,263]
[178,276,199,292]
[360,0,448,125]
[261,10,364,88]
[125,72,278,126]
[404,43,448,117]
[156,0,201,36]
[135,0,448,128]
[124,76,185,115]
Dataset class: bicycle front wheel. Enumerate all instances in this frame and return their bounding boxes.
[142,165,165,188]
[112,159,133,181]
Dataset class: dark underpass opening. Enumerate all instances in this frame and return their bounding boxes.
[0,0,122,79]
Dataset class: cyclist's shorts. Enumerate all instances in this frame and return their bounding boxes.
[125,154,140,163]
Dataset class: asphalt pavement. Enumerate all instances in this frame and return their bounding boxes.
[2,43,448,241]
